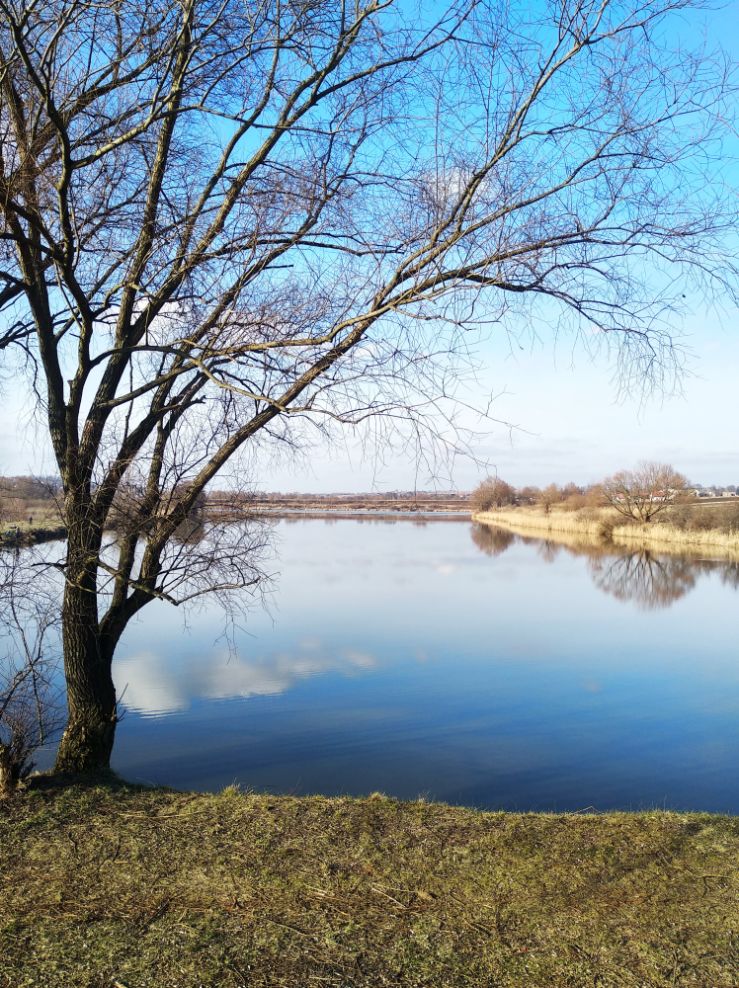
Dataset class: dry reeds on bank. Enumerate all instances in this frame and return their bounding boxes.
[474,504,739,561]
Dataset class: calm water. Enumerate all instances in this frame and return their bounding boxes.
[52,519,739,810]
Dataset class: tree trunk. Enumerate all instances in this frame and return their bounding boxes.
[54,572,117,774]
[0,743,18,794]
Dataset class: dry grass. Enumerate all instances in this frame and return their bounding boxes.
[0,501,61,530]
[612,521,739,558]
[475,506,739,560]
[474,506,618,539]
[0,504,64,545]
[1,780,738,987]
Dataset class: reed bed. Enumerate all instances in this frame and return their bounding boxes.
[612,521,739,558]
[474,506,739,561]
[474,507,617,539]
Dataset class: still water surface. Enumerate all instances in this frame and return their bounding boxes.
[102,518,739,811]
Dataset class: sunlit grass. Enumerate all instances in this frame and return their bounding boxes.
[1,780,737,987]
[0,503,63,534]
[474,506,617,538]
[612,521,739,557]
[475,506,739,560]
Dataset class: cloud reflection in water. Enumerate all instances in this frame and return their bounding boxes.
[116,643,376,717]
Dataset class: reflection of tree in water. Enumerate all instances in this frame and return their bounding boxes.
[536,539,562,564]
[470,522,739,608]
[470,523,515,557]
[172,517,206,545]
[719,561,739,590]
[588,550,698,610]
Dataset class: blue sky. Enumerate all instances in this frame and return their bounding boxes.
[235,301,739,491]
[4,305,737,490]
[0,0,737,493]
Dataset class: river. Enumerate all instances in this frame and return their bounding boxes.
[32,517,739,810]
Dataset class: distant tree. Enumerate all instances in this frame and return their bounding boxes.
[471,477,517,512]
[601,462,689,522]
[560,482,583,499]
[538,484,563,514]
[0,476,62,500]
[585,484,607,506]
[557,482,586,510]
[517,486,541,505]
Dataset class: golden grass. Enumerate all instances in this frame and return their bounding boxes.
[0,504,65,548]
[474,506,617,538]
[474,506,739,561]
[612,521,739,558]
[1,780,737,987]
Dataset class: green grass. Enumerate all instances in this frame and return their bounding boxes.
[1,780,738,987]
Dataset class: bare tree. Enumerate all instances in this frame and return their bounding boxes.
[471,476,517,512]
[0,0,735,772]
[538,483,564,514]
[517,486,541,506]
[0,552,62,791]
[602,461,689,522]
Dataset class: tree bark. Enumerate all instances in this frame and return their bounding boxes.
[54,557,117,774]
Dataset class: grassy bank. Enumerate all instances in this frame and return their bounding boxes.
[474,505,739,559]
[1,781,738,987]
[0,523,66,547]
[0,505,66,547]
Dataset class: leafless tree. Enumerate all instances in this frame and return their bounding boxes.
[471,476,517,512]
[0,552,62,791]
[602,462,690,522]
[0,0,735,772]
[538,483,564,514]
[517,486,541,506]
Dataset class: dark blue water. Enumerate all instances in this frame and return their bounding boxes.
[77,519,739,810]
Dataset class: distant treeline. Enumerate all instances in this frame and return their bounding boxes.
[470,475,739,516]
[207,490,471,516]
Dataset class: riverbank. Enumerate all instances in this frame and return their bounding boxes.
[474,505,739,560]
[2,781,737,987]
[0,523,66,548]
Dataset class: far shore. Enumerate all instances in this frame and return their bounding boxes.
[473,505,739,561]
[0,522,66,548]
[0,503,470,550]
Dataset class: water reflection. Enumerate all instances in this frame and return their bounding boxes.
[470,523,515,556]
[21,517,739,809]
[116,642,376,716]
[588,552,698,611]
[472,522,736,611]
[117,522,736,719]
[720,562,739,590]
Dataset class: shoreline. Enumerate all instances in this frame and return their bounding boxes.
[0,523,66,548]
[473,507,739,561]
[0,510,470,550]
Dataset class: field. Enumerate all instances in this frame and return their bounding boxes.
[1,780,737,988]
